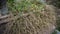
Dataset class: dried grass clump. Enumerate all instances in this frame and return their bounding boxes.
[3,5,56,34]
[2,0,56,34]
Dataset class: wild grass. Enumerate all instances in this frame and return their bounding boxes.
[3,0,56,34]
